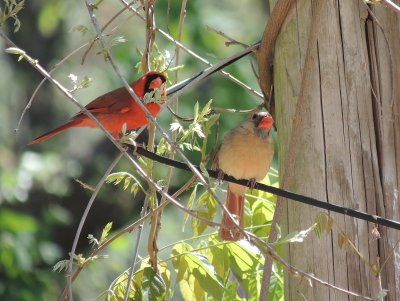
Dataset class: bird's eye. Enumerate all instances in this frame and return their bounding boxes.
[252,114,257,120]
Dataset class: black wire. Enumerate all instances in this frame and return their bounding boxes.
[166,41,261,97]
[127,145,400,231]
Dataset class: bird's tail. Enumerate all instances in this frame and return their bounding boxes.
[219,188,244,241]
[29,119,80,144]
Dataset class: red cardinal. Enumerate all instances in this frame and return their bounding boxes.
[29,71,167,144]
[213,112,274,241]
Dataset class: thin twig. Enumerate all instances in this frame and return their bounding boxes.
[206,25,249,48]
[123,194,150,301]
[381,0,400,13]
[81,1,139,65]
[249,233,375,301]
[166,41,260,99]
[68,153,123,301]
[119,0,264,100]
[15,44,87,133]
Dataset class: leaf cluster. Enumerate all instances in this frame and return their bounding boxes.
[0,0,24,32]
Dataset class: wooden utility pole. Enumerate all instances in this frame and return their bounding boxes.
[270,0,400,299]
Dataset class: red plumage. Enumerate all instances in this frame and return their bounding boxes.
[30,71,166,144]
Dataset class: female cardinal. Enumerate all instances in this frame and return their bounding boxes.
[213,112,274,241]
[29,71,167,144]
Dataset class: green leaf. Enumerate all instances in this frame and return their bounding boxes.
[0,0,24,32]
[338,231,349,250]
[5,46,25,56]
[87,234,99,247]
[52,259,69,273]
[172,242,224,300]
[170,122,183,133]
[106,172,144,194]
[199,162,210,180]
[185,253,224,299]
[109,271,141,301]
[268,263,284,301]
[191,190,217,236]
[222,280,240,301]
[141,267,166,301]
[209,240,230,277]
[100,222,113,244]
[228,242,260,274]
[183,185,198,230]
[157,262,171,293]
[156,137,169,156]
[251,198,274,237]
[121,122,127,135]
[204,113,220,133]
[172,242,192,282]
[179,275,202,301]
[375,289,389,299]
[200,99,213,117]
[110,36,127,47]
[71,24,89,36]
[193,102,199,122]
[314,213,333,239]
[130,183,139,195]
[227,241,263,297]
[123,176,131,190]
[274,227,314,245]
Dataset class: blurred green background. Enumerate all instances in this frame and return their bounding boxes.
[0,0,269,299]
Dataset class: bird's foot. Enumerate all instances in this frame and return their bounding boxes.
[217,169,225,183]
[247,178,257,191]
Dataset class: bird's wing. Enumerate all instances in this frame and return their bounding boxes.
[211,145,221,170]
[83,87,134,114]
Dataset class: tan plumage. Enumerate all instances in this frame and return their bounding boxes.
[213,112,274,241]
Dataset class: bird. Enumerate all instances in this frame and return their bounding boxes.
[212,112,274,241]
[29,71,167,144]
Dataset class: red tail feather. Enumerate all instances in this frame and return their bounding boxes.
[29,120,80,144]
[219,188,244,241]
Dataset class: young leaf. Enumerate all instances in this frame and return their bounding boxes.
[251,199,274,237]
[52,259,70,272]
[338,231,349,250]
[87,234,99,247]
[191,190,217,236]
[375,289,389,299]
[141,267,166,301]
[110,36,127,47]
[184,252,224,299]
[314,212,333,239]
[100,222,113,244]
[106,172,144,194]
[274,226,314,245]
[183,185,198,230]
[71,24,89,36]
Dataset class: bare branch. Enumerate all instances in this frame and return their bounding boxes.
[119,0,264,100]
[380,0,400,13]
[249,233,375,301]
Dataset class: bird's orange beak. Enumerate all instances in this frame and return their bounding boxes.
[149,77,164,90]
[258,115,274,129]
